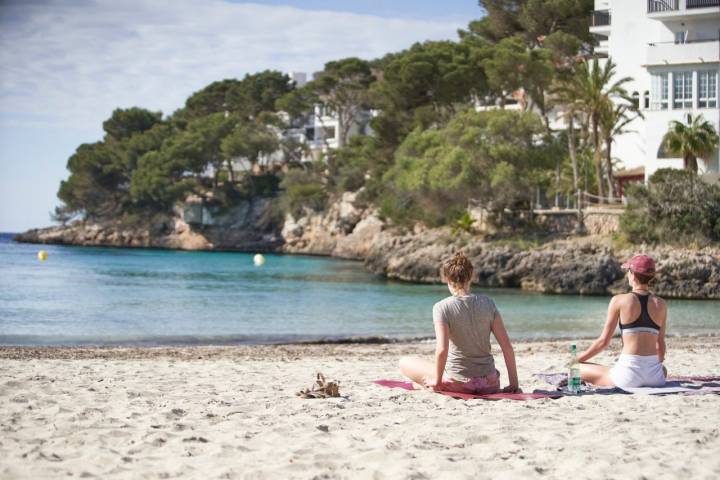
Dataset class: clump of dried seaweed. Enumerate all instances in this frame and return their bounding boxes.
[296,372,340,399]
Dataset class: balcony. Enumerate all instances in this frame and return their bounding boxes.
[688,0,720,8]
[646,38,720,65]
[591,10,611,26]
[648,0,720,19]
[589,10,611,35]
[648,0,679,12]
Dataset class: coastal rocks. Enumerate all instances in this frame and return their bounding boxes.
[618,248,720,299]
[365,234,626,294]
[506,250,623,295]
[15,199,281,252]
[333,214,383,259]
[281,192,383,259]
[583,211,621,236]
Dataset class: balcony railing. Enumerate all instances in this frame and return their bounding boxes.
[687,0,720,8]
[648,0,679,12]
[646,38,720,65]
[648,37,720,45]
[591,10,611,27]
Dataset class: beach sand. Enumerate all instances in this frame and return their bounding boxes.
[1,337,719,480]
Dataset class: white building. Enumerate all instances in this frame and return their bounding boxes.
[590,0,720,180]
[228,72,375,173]
[282,72,375,163]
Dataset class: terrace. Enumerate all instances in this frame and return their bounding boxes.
[647,0,720,19]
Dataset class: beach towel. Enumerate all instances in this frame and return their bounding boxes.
[533,373,720,396]
[372,380,562,401]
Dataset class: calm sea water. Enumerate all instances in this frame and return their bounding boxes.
[0,233,717,346]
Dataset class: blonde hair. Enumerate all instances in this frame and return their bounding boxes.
[441,251,474,285]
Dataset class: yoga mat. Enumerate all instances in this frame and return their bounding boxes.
[620,382,694,395]
[372,380,562,401]
[534,373,720,395]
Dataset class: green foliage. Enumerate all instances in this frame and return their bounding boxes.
[367,40,487,158]
[379,109,557,227]
[664,113,720,174]
[103,108,162,142]
[58,142,128,218]
[279,167,327,216]
[221,120,279,173]
[463,0,594,48]
[482,37,541,103]
[179,71,293,121]
[129,151,195,209]
[327,136,387,193]
[239,174,281,198]
[621,169,720,244]
[242,70,295,115]
[451,211,475,236]
[54,1,605,231]
[553,57,634,199]
[275,88,317,118]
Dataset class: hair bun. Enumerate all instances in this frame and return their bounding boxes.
[442,251,474,285]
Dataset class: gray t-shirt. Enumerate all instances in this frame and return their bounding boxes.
[433,294,497,381]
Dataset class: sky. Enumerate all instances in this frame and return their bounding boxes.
[0,0,484,233]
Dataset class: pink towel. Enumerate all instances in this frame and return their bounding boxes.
[373,380,561,401]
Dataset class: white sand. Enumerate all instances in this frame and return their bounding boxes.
[1,337,719,479]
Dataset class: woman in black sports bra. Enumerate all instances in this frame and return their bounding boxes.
[575,254,667,389]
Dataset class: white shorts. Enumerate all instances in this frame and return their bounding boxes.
[609,354,666,389]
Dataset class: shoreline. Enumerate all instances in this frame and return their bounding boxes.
[2,332,718,352]
[2,334,717,360]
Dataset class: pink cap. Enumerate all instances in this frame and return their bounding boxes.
[621,254,656,275]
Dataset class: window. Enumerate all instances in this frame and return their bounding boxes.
[643,90,650,109]
[631,91,640,109]
[698,70,717,108]
[673,71,692,109]
[322,126,336,140]
[651,73,668,110]
[305,127,315,141]
[674,31,687,44]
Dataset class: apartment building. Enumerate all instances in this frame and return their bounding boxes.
[590,0,720,180]
[284,72,374,163]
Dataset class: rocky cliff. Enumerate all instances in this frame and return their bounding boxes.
[15,194,720,299]
[15,198,283,252]
[363,230,720,299]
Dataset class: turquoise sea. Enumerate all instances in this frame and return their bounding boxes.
[0,233,717,346]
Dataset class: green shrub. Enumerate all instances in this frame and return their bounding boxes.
[620,168,720,244]
[279,168,327,216]
[378,109,555,228]
[244,174,281,197]
[451,211,475,236]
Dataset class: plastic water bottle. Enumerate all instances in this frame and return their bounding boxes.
[568,344,581,394]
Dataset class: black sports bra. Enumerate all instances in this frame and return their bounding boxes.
[619,292,661,335]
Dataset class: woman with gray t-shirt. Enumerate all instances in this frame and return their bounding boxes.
[399,252,520,394]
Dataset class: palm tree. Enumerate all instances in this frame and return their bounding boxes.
[552,77,584,208]
[563,58,633,201]
[664,113,720,174]
[599,102,642,200]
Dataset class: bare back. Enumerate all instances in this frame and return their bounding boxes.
[614,292,667,356]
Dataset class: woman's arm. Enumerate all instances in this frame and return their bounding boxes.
[656,299,667,363]
[491,312,519,392]
[577,296,621,363]
[428,321,450,390]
